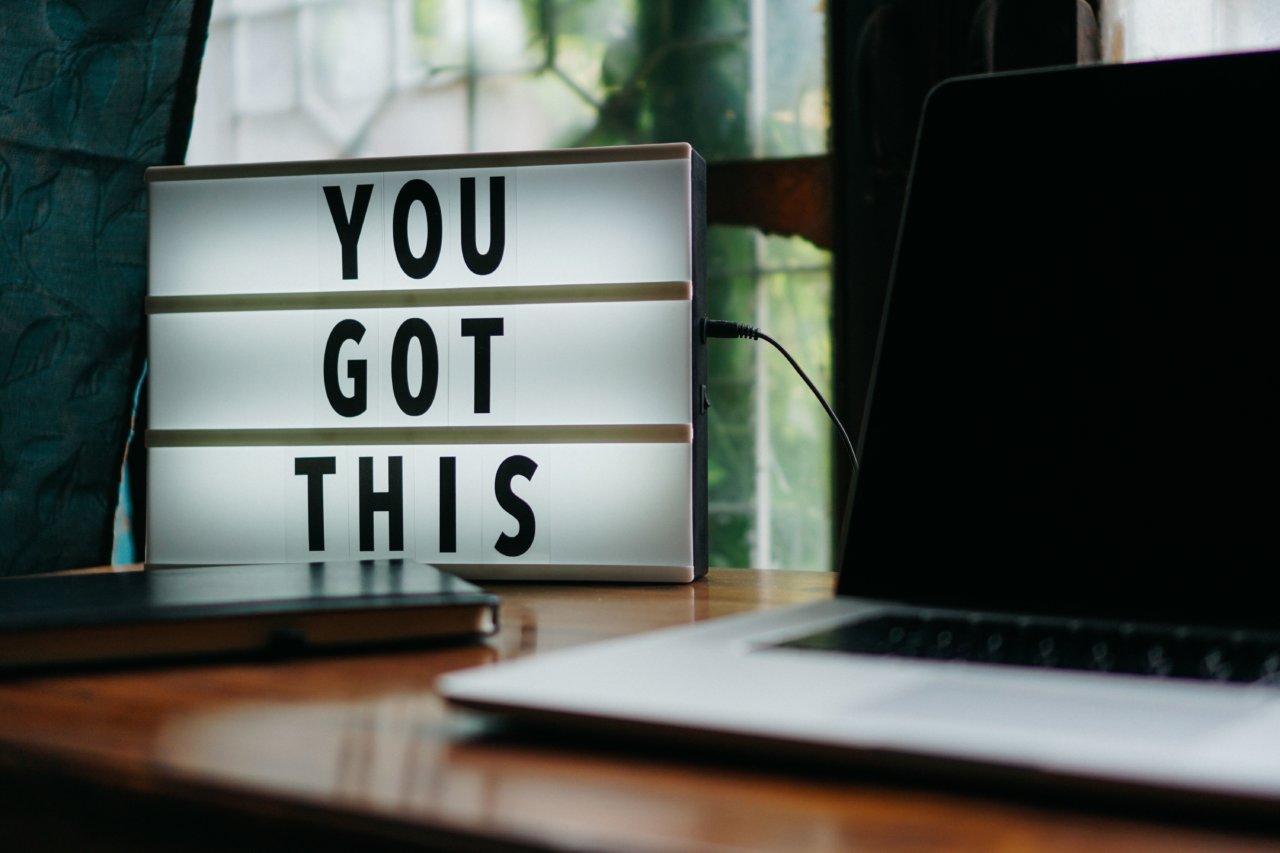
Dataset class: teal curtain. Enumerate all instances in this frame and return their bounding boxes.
[0,0,210,575]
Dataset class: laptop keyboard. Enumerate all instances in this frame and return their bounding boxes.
[778,613,1280,685]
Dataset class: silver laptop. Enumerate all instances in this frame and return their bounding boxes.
[440,51,1280,810]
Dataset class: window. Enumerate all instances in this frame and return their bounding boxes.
[1101,0,1280,61]
[179,0,834,570]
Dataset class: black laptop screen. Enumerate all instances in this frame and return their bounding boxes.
[841,51,1280,629]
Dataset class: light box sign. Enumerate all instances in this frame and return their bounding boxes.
[145,145,707,581]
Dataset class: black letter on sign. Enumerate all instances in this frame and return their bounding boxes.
[440,456,457,553]
[323,184,373,280]
[460,317,504,414]
[460,176,506,275]
[392,179,443,279]
[295,456,336,551]
[391,318,439,416]
[323,319,367,417]
[359,456,404,552]
[494,454,537,557]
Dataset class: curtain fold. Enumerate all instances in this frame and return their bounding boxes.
[1,0,211,575]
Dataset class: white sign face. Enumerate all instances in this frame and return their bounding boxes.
[146,145,706,581]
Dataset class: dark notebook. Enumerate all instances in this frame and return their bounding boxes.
[0,560,498,671]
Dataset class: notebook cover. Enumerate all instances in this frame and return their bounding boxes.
[0,560,498,671]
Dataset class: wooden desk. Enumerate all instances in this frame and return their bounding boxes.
[1,569,1276,852]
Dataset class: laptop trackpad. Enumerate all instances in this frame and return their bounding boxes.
[863,680,1244,744]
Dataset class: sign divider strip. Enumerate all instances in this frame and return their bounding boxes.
[146,281,692,314]
[147,424,694,448]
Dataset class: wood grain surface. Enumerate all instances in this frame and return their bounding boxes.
[1,568,1277,852]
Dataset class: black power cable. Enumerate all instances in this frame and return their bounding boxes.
[702,319,859,472]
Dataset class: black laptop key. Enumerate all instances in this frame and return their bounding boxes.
[778,615,1280,686]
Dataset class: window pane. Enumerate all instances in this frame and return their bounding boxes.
[1103,0,1280,62]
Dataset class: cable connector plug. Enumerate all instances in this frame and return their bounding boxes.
[702,319,760,342]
